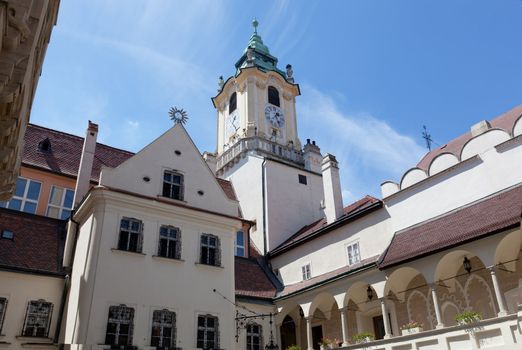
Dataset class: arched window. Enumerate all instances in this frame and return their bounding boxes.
[229,92,237,114]
[268,86,280,107]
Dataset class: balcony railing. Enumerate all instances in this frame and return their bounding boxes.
[340,311,522,350]
[216,137,304,171]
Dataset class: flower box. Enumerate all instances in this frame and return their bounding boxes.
[401,326,423,335]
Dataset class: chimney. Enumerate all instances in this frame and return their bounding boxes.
[321,154,344,224]
[303,139,322,173]
[73,121,98,206]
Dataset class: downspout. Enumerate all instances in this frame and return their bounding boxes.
[261,159,268,255]
[54,274,70,345]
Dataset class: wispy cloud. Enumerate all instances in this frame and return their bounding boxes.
[298,84,425,201]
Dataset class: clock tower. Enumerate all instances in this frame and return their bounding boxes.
[210,20,326,255]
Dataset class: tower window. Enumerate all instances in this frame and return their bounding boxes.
[268,86,280,107]
[229,92,237,114]
[298,174,307,185]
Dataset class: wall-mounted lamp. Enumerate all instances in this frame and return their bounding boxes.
[367,285,374,301]
[463,257,472,274]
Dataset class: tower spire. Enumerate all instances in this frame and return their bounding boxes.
[252,18,258,34]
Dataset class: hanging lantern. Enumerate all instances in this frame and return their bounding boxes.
[367,285,374,301]
[463,257,472,274]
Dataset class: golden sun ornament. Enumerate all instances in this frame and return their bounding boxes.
[169,107,189,125]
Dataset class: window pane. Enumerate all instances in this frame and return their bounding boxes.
[23,202,37,214]
[8,199,22,211]
[49,186,63,206]
[236,231,244,246]
[60,209,72,220]
[15,178,27,197]
[47,206,60,219]
[120,219,129,229]
[237,247,245,257]
[27,181,41,201]
[0,201,6,208]
[64,189,74,208]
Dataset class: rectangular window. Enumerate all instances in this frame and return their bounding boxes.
[298,174,307,185]
[46,186,74,220]
[162,170,184,201]
[235,231,245,257]
[347,242,361,265]
[197,314,219,350]
[118,218,143,253]
[0,177,41,214]
[151,309,176,348]
[0,298,7,333]
[301,264,311,281]
[247,323,263,350]
[22,300,53,337]
[105,305,134,346]
[158,225,181,259]
[200,234,221,266]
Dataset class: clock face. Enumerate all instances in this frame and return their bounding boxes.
[265,105,285,128]
[225,111,240,138]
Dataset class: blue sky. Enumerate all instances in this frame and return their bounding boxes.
[31,0,522,203]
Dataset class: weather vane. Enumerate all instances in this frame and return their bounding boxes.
[422,125,433,151]
[169,107,189,125]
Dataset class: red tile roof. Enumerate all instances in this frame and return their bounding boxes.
[270,195,381,256]
[22,124,238,201]
[417,105,522,170]
[379,184,522,268]
[278,255,380,298]
[0,208,67,276]
[23,124,134,182]
[235,257,277,299]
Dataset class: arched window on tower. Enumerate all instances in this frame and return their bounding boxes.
[229,92,237,114]
[268,86,280,107]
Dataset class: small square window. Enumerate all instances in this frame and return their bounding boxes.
[1,230,13,240]
[298,174,307,185]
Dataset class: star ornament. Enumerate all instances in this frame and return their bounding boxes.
[169,107,189,125]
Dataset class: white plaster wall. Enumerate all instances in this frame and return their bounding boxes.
[234,302,277,350]
[100,124,238,218]
[265,161,324,252]
[460,129,510,160]
[270,209,391,286]
[0,270,64,347]
[514,117,522,136]
[65,190,239,349]
[400,168,427,189]
[386,141,522,233]
[428,153,459,176]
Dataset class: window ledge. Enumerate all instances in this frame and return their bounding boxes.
[15,336,52,342]
[158,195,187,205]
[152,255,184,263]
[110,248,146,256]
[195,262,224,269]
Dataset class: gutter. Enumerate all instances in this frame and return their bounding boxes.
[53,274,70,344]
[269,201,383,257]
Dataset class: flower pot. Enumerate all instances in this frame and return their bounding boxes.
[401,326,423,335]
[355,337,371,344]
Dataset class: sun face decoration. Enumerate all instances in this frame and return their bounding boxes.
[169,107,189,125]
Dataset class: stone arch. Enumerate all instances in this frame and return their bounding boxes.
[464,274,496,319]
[384,266,428,302]
[406,290,433,330]
[441,300,460,326]
[494,228,522,272]
[309,292,339,320]
[428,152,459,176]
[460,128,510,160]
[400,167,428,189]
[433,249,488,284]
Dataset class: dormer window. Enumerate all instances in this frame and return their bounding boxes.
[229,92,237,114]
[38,138,52,153]
[162,170,184,201]
[268,86,280,107]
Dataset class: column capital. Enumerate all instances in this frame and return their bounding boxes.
[487,265,498,272]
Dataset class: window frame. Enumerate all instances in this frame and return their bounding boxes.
[0,297,7,334]
[157,225,182,260]
[346,241,361,266]
[162,170,184,201]
[246,323,263,350]
[235,231,245,257]
[46,185,74,220]
[0,177,41,214]
[301,263,312,281]
[150,309,176,348]
[118,217,144,253]
[200,233,221,267]
[196,314,219,350]
[267,86,280,107]
[21,299,53,338]
[104,304,135,346]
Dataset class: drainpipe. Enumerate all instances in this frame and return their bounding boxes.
[261,159,267,255]
[54,274,70,344]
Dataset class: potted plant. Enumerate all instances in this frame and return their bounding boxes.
[286,345,301,350]
[352,332,374,344]
[455,310,482,325]
[400,321,424,335]
[318,338,331,350]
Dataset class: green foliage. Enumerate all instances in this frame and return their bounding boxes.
[400,321,423,330]
[455,310,482,324]
[286,345,301,350]
[352,332,374,343]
